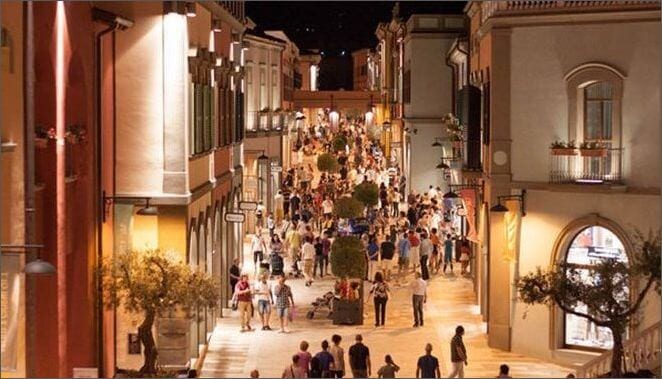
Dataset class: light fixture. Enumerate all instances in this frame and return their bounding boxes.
[164,1,185,15]
[489,189,527,216]
[212,18,222,32]
[1,244,57,275]
[103,191,158,222]
[436,161,450,170]
[257,153,269,162]
[185,2,196,17]
[443,190,459,199]
[432,138,442,147]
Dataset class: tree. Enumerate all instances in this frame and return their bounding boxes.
[101,249,220,375]
[317,152,339,173]
[330,235,367,279]
[332,135,348,153]
[333,197,364,219]
[516,230,660,377]
[352,181,379,208]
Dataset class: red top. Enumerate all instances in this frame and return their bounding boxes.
[235,281,252,302]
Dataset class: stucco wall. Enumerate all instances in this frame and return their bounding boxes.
[510,22,661,188]
[512,189,661,362]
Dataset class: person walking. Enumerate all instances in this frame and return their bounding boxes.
[302,236,315,286]
[496,364,512,378]
[443,234,454,274]
[397,232,411,276]
[429,228,441,274]
[369,272,390,327]
[408,230,421,272]
[229,258,241,297]
[297,341,312,376]
[377,355,400,378]
[251,232,267,270]
[409,272,427,327]
[367,236,380,280]
[274,276,294,333]
[234,274,253,332]
[380,236,395,281]
[448,326,468,378]
[315,340,336,378]
[348,334,371,378]
[282,355,307,379]
[254,274,273,331]
[329,334,345,378]
[416,343,440,379]
[419,233,433,280]
[314,236,325,279]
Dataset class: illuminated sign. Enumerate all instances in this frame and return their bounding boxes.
[225,212,245,223]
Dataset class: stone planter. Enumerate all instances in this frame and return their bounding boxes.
[551,148,577,156]
[580,148,607,157]
[332,299,363,325]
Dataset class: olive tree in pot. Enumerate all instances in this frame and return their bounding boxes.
[352,182,379,208]
[101,249,220,376]
[332,135,349,153]
[516,230,660,378]
[317,152,339,173]
[330,235,367,325]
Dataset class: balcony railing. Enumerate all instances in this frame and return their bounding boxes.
[549,148,623,184]
[247,111,290,134]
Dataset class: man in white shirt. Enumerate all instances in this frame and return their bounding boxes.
[409,272,427,327]
[254,274,273,330]
[274,190,284,223]
[251,232,267,270]
[322,197,334,216]
[301,236,316,287]
[428,185,439,200]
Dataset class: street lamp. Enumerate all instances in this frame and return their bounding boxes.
[1,245,56,275]
[102,191,159,222]
[489,189,527,216]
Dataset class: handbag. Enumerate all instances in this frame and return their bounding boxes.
[288,305,296,322]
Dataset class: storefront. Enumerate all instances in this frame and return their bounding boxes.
[243,133,282,233]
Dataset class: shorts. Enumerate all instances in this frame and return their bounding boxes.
[381,259,392,271]
[398,256,409,268]
[258,300,271,315]
[277,306,289,318]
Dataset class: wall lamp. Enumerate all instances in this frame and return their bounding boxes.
[185,2,197,17]
[212,18,223,33]
[490,189,527,216]
[436,157,454,170]
[102,190,158,222]
[431,137,442,147]
[1,244,56,275]
[443,183,483,200]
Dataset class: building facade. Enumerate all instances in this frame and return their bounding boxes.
[464,0,661,369]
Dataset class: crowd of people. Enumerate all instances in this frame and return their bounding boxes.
[226,115,510,378]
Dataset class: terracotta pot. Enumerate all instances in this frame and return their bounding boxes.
[551,148,577,156]
[580,148,607,157]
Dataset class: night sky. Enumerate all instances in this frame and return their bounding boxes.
[246,1,466,90]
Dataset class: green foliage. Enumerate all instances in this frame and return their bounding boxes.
[352,182,379,208]
[317,153,339,173]
[333,197,364,219]
[330,235,366,279]
[332,135,348,152]
[516,229,661,377]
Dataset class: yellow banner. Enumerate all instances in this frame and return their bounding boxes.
[503,199,521,262]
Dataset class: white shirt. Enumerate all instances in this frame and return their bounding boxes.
[322,200,334,214]
[254,280,271,302]
[302,242,315,260]
[251,235,265,252]
[409,278,427,296]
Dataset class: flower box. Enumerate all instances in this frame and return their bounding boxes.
[580,148,607,157]
[551,148,577,156]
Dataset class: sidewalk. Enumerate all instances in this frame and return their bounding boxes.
[200,249,572,378]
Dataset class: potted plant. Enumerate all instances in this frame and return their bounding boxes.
[579,141,607,157]
[317,152,339,173]
[332,135,348,153]
[35,126,56,148]
[65,124,87,145]
[443,113,464,148]
[101,249,220,376]
[259,107,270,114]
[352,181,379,209]
[550,140,577,156]
[517,230,660,378]
[330,235,366,325]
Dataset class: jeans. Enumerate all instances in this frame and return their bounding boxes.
[392,202,399,217]
[253,251,264,265]
[351,369,368,378]
[420,255,429,280]
[374,297,387,326]
[314,256,325,277]
[413,294,424,326]
[448,361,465,378]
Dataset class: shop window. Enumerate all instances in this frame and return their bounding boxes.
[563,225,628,350]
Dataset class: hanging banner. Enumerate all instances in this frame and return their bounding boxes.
[503,199,521,262]
[459,189,478,243]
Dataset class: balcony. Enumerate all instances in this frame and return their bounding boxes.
[549,147,623,184]
[246,111,288,136]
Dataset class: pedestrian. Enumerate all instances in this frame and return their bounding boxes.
[250,369,260,378]
[377,355,400,378]
[256,201,265,229]
[369,272,390,327]
[419,233,432,280]
[254,274,273,331]
[274,276,294,333]
[409,272,427,327]
[310,357,322,379]
[314,340,336,378]
[234,274,253,332]
[251,232,267,270]
[397,232,411,275]
[380,236,395,281]
[297,341,312,376]
[282,355,307,379]
[367,236,380,280]
[416,343,440,379]
[459,239,471,275]
[329,334,345,378]
[348,334,371,378]
[496,364,512,378]
[267,213,276,237]
[314,236,325,278]
[443,234,454,274]
[408,230,421,271]
[448,326,468,378]
[302,236,315,286]
[429,228,441,274]
[229,258,241,296]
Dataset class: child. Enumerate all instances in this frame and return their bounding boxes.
[377,355,400,378]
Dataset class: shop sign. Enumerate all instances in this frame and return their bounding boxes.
[225,212,245,223]
[271,165,283,173]
[239,201,258,211]
[73,368,99,378]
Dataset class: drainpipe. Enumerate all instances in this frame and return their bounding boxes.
[92,7,133,376]
[23,2,36,376]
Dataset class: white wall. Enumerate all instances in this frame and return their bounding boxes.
[512,189,661,362]
[510,22,661,188]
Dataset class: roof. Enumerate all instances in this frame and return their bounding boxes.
[245,29,287,45]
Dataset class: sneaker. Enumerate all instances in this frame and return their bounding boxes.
[261,326,266,331]
[413,323,419,328]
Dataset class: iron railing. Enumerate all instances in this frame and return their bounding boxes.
[549,147,623,184]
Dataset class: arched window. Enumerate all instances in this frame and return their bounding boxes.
[563,225,628,349]
[584,81,614,144]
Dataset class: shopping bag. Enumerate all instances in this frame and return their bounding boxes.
[288,305,296,322]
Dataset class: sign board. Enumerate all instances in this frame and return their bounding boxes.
[73,368,99,378]
[239,201,258,211]
[271,165,283,173]
[225,212,245,223]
